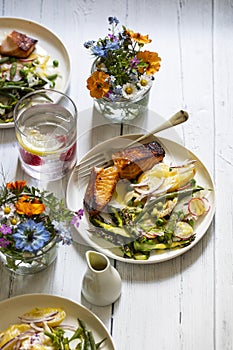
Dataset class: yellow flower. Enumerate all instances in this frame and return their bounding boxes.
[15,195,45,216]
[137,50,161,75]
[126,29,152,44]
[87,71,110,98]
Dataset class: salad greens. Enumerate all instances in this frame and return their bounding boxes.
[0,53,59,124]
[89,178,210,260]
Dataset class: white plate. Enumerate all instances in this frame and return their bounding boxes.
[0,294,115,350]
[67,134,215,264]
[0,17,71,129]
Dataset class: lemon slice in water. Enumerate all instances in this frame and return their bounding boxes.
[17,128,62,156]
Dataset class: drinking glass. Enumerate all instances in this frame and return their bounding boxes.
[14,89,77,181]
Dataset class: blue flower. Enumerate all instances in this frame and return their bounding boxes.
[84,40,95,49]
[105,40,119,51]
[12,219,50,253]
[92,44,107,58]
[108,16,119,25]
[52,220,73,245]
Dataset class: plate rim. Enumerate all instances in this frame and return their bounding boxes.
[0,16,71,129]
[66,134,216,264]
[0,293,115,349]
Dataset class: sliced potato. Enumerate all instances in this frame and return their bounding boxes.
[19,307,66,327]
[0,324,31,348]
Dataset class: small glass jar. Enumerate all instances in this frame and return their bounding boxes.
[91,60,151,122]
[94,87,150,122]
[0,237,57,275]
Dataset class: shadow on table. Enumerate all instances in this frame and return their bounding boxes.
[116,224,214,282]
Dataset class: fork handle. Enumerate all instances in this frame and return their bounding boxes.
[126,110,189,148]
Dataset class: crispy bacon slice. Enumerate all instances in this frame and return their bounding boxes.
[0,30,38,58]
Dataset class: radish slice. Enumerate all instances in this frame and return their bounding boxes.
[202,197,211,213]
[174,221,194,240]
[188,197,207,217]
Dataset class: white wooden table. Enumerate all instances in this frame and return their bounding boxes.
[0,1,232,349]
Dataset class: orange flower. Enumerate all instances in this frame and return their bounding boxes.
[126,29,152,44]
[6,181,26,191]
[137,50,161,75]
[87,71,110,98]
[15,195,45,216]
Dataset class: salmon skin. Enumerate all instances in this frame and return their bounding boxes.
[0,31,38,58]
[84,166,120,216]
[112,140,165,180]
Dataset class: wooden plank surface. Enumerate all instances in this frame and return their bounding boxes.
[0,1,232,349]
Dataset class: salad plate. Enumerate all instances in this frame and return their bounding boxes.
[0,294,115,349]
[0,17,71,129]
[67,134,215,264]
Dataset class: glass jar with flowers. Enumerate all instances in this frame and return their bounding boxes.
[0,180,83,275]
[84,16,161,122]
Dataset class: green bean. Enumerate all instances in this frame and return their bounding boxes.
[3,80,26,86]
[68,326,83,342]
[88,331,97,350]
[0,103,13,109]
[0,85,34,92]
[0,91,18,99]
[0,57,10,64]
[78,319,92,350]
[10,62,17,80]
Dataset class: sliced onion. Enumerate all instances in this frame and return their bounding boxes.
[54,324,77,331]
[0,330,35,350]
[169,159,196,168]
[130,181,149,188]
[1,337,18,349]
[19,58,35,62]
[18,310,58,324]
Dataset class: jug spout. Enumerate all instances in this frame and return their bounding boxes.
[86,250,109,272]
[82,250,122,306]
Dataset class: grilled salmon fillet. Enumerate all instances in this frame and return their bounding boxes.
[0,31,38,58]
[84,166,120,216]
[112,140,165,180]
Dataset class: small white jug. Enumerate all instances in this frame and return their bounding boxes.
[81,250,122,306]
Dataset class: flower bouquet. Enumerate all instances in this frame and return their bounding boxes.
[0,181,83,274]
[84,16,161,121]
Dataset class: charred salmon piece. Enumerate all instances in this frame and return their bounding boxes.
[84,166,120,216]
[0,31,38,58]
[112,140,165,180]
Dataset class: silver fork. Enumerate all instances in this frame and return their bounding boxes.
[75,110,188,178]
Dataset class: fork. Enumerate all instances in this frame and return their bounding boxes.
[75,110,188,178]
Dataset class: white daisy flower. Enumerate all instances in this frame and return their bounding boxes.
[138,74,152,89]
[0,203,15,220]
[122,83,138,99]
